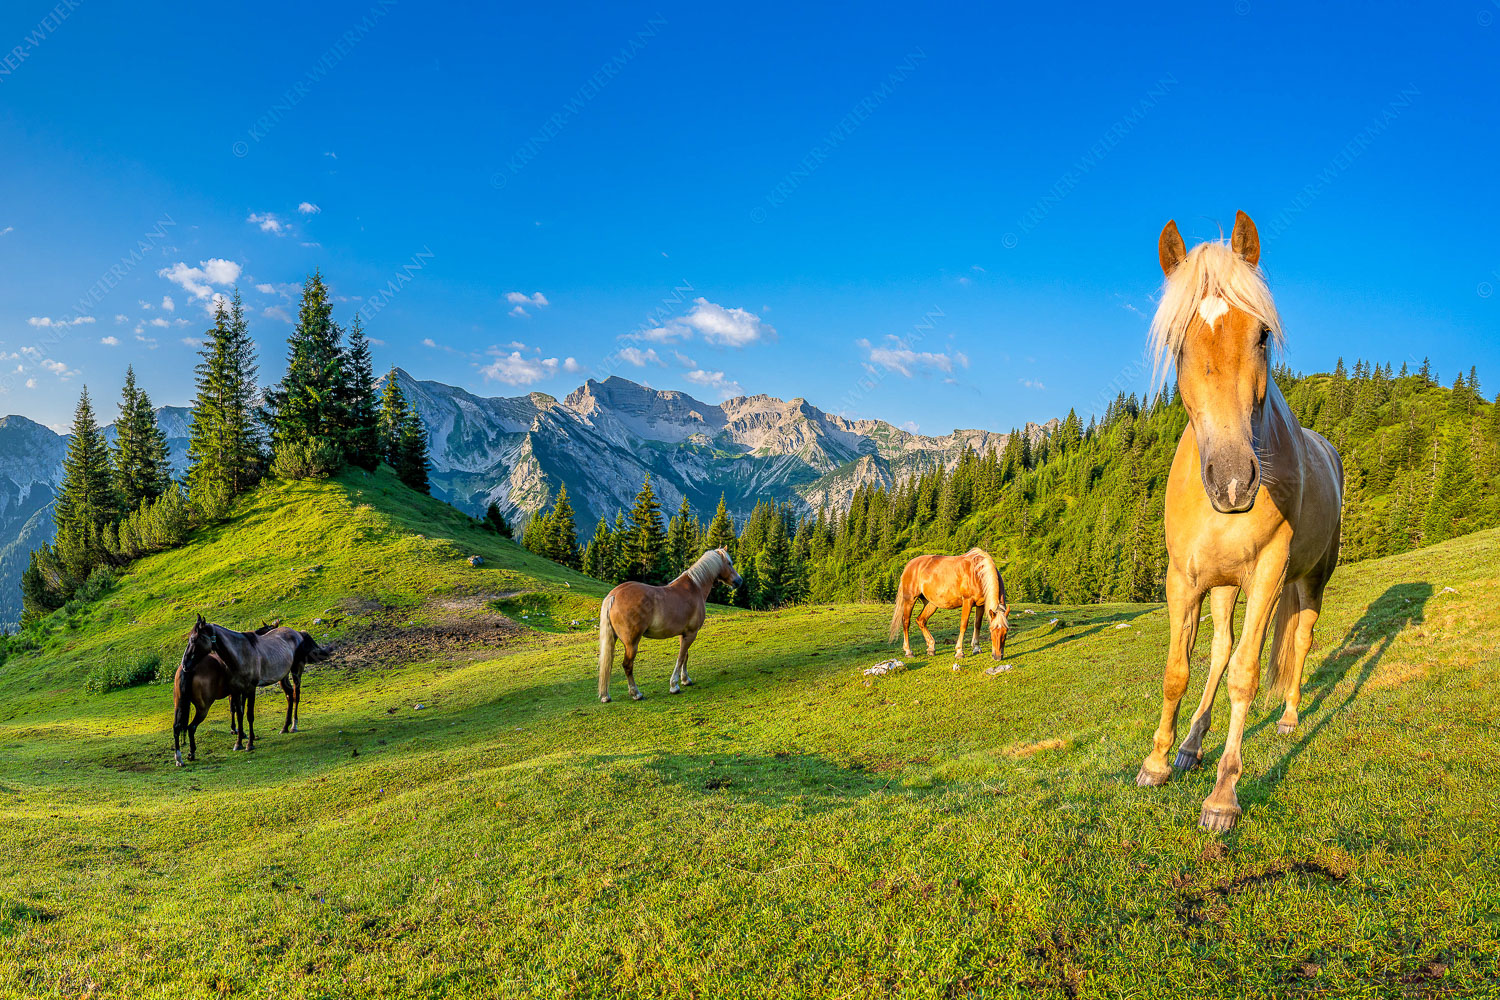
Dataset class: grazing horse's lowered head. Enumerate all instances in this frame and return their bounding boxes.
[1152,211,1282,514]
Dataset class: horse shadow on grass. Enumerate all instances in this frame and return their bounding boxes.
[1237,581,1432,818]
[585,750,907,815]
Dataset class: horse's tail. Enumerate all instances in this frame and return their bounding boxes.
[172,666,192,732]
[889,568,912,642]
[1264,583,1301,700]
[598,594,617,701]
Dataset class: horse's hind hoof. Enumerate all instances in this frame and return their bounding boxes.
[599,695,612,704]
[631,691,646,701]
[1135,765,1172,787]
[681,679,693,687]
[1199,804,1241,833]
[1173,749,1201,770]
[1276,722,1296,735]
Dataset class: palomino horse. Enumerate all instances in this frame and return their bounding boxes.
[890,548,1009,661]
[177,615,331,752]
[598,548,742,703]
[1135,211,1343,832]
[173,650,244,765]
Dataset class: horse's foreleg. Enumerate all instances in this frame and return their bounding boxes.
[916,602,938,656]
[292,671,302,733]
[972,606,982,654]
[245,691,257,751]
[670,631,698,694]
[622,640,644,701]
[1137,566,1204,787]
[1176,585,1238,770]
[954,600,971,661]
[1201,554,1288,832]
[189,703,205,762]
[280,677,294,734]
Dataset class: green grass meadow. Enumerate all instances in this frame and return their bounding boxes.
[1,470,1497,997]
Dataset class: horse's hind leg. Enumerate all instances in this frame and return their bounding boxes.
[1277,578,1323,734]
[188,703,206,761]
[1176,586,1238,770]
[954,600,971,661]
[670,631,698,694]
[972,607,982,655]
[280,677,294,733]
[622,639,645,701]
[292,671,302,732]
[245,691,257,751]
[1137,566,1204,787]
[917,602,938,656]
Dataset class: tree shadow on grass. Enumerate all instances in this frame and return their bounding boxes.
[1237,581,1432,818]
[1010,606,1157,658]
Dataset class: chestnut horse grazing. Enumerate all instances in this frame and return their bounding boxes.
[890,548,1009,661]
[598,548,742,703]
[1135,211,1343,832]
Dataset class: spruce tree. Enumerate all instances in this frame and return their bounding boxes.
[584,516,613,579]
[264,271,346,462]
[666,495,696,577]
[188,291,261,510]
[547,484,580,568]
[112,366,171,511]
[626,475,667,582]
[484,501,512,537]
[54,388,118,580]
[394,401,430,494]
[341,315,382,469]
[379,367,408,466]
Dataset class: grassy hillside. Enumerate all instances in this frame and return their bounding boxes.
[1,472,1497,997]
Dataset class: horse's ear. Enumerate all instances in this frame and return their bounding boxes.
[1158,220,1186,275]
[1230,210,1260,266]
[196,613,204,625]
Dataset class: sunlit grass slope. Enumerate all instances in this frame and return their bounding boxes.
[1,473,1497,998]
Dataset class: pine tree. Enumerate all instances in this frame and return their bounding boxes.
[484,501,512,537]
[341,314,382,469]
[112,366,171,511]
[665,495,697,577]
[626,475,667,582]
[54,388,118,580]
[264,271,346,462]
[378,368,408,466]
[394,401,430,494]
[584,516,614,580]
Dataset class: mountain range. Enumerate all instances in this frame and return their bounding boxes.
[0,373,1053,624]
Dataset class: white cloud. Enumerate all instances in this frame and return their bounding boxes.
[1018,378,1046,390]
[859,337,968,377]
[504,291,549,307]
[255,283,276,295]
[40,358,80,379]
[297,201,321,215]
[161,295,174,312]
[113,313,128,324]
[618,346,663,367]
[262,305,292,323]
[631,298,775,347]
[150,317,170,328]
[204,291,231,317]
[100,336,119,346]
[479,350,565,386]
[27,315,94,328]
[422,338,438,348]
[672,351,697,368]
[683,368,744,400]
[508,305,529,318]
[563,357,582,373]
[24,378,36,389]
[180,337,201,347]
[159,258,242,300]
[0,225,12,236]
[247,212,287,235]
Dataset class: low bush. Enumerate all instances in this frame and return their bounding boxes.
[85,652,161,694]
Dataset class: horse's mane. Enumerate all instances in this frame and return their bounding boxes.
[965,548,1007,622]
[1148,240,1283,388]
[681,548,727,589]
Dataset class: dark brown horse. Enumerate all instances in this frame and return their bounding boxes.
[173,650,244,765]
[177,616,331,757]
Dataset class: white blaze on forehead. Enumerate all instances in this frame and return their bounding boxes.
[1197,295,1229,328]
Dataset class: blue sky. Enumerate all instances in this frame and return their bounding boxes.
[1,1,1496,434]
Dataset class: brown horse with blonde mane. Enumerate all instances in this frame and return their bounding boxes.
[890,548,1009,661]
[1135,211,1343,832]
[598,547,742,703]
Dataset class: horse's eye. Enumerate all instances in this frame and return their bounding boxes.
[1258,326,1271,347]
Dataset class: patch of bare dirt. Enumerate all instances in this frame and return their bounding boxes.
[1007,738,1068,758]
[329,610,526,671]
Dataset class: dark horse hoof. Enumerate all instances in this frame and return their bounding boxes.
[1173,749,1201,770]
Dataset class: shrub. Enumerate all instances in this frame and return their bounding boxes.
[272,437,342,481]
[85,652,160,694]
